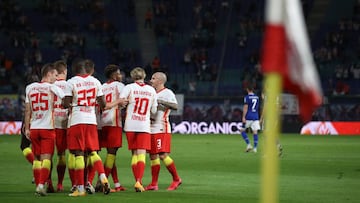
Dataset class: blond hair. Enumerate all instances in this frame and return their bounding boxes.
[54,60,67,74]
[130,67,146,80]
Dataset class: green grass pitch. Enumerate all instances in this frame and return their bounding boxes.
[0,134,359,203]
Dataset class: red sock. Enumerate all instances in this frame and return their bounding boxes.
[26,153,34,164]
[87,165,95,184]
[23,148,34,164]
[40,167,50,185]
[84,165,88,184]
[68,169,75,186]
[131,164,137,181]
[104,166,112,177]
[75,168,84,186]
[151,164,160,185]
[74,156,85,186]
[136,161,145,183]
[93,160,105,174]
[111,164,119,184]
[166,162,180,181]
[33,168,41,186]
[57,165,66,185]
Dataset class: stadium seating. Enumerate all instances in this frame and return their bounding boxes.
[0,0,358,98]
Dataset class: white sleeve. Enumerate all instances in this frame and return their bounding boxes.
[118,82,125,94]
[151,91,158,114]
[51,84,65,99]
[95,79,104,97]
[64,80,73,96]
[119,85,130,99]
[25,85,31,103]
[166,89,177,105]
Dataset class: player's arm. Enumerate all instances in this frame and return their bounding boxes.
[51,85,65,109]
[63,96,72,109]
[151,94,158,114]
[242,103,248,124]
[117,85,130,110]
[51,85,65,99]
[104,98,129,110]
[24,102,31,140]
[62,81,73,109]
[157,99,178,111]
[96,95,106,111]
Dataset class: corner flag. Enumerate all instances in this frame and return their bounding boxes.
[262,0,323,122]
[259,0,323,203]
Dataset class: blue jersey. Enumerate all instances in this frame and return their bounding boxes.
[244,93,260,120]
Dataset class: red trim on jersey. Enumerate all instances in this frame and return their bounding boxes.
[135,82,146,86]
[77,74,90,78]
[156,87,166,93]
[115,108,119,127]
[163,108,170,132]
[106,79,115,84]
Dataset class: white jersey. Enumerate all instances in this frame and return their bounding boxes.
[54,79,68,129]
[25,82,65,129]
[65,75,104,126]
[100,81,125,127]
[151,88,177,134]
[120,82,158,133]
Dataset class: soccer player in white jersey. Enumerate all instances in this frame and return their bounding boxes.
[119,67,158,192]
[63,59,111,196]
[53,60,68,192]
[20,69,40,184]
[145,72,182,191]
[99,64,126,192]
[24,63,65,196]
[79,60,127,195]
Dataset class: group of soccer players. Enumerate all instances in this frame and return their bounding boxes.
[21,59,181,196]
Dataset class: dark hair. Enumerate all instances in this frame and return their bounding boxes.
[84,59,95,74]
[246,81,256,91]
[41,63,56,78]
[71,58,86,75]
[25,65,42,85]
[104,64,120,79]
[54,60,67,74]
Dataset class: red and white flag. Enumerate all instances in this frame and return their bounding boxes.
[261,0,323,121]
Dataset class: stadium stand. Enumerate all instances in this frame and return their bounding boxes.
[0,0,359,121]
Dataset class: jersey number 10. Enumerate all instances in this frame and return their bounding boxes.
[133,97,149,115]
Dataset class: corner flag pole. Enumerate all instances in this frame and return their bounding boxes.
[260,74,282,203]
[260,0,322,201]
[260,0,284,202]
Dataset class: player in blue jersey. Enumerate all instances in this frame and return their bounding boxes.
[240,84,261,153]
